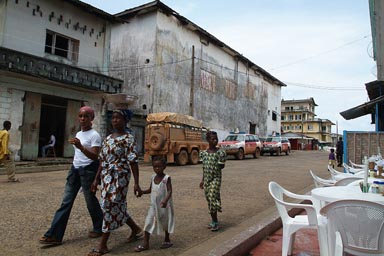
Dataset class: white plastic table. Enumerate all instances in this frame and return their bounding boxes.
[311,186,384,205]
[311,186,384,255]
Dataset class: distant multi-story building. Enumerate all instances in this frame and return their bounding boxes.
[281,98,334,145]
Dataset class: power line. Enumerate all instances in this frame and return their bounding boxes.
[270,35,371,70]
[284,81,365,91]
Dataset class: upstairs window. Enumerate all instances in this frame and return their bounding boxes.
[45,30,79,62]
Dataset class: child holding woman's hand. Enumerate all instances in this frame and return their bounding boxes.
[135,156,174,252]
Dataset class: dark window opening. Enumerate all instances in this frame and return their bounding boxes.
[272,112,277,121]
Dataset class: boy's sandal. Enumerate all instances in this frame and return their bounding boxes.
[134,245,148,252]
[160,242,173,249]
[39,236,62,245]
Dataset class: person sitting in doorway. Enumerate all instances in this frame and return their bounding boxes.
[41,134,56,157]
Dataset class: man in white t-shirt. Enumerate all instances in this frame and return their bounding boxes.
[39,106,103,245]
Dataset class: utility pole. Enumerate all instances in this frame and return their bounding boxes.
[189,45,195,116]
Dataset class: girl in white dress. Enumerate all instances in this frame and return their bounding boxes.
[135,156,174,252]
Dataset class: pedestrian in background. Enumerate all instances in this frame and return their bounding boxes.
[39,106,103,245]
[199,131,226,232]
[88,109,143,256]
[134,155,174,252]
[328,148,336,168]
[0,120,19,182]
[41,133,56,157]
[336,137,343,167]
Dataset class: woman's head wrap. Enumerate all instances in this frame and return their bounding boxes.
[79,106,95,121]
[112,109,133,123]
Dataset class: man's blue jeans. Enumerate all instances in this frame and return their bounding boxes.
[44,161,103,241]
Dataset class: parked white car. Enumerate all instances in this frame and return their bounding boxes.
[219,133,262,160]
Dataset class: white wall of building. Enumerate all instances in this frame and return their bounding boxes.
[111,9,283,136]
[1,0,109,71]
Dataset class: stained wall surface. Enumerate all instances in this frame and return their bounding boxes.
[110,9,283,137]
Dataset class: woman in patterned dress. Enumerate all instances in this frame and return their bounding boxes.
[199,131,226,232]
[88,109,143,256]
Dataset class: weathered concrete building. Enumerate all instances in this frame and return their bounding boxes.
[0,0,122,160]
[109,1,286,145]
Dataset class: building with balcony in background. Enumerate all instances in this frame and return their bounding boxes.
[281,98,334,149]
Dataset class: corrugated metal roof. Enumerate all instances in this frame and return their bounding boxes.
[339,94,384,120]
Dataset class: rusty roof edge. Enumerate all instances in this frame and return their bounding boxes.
[339,94,384,120]
[115,0,287,87]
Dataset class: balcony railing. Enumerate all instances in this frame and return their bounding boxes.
[0,46,122,93]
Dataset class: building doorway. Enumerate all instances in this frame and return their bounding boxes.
[39,95,67,157]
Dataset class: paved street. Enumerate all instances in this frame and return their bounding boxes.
[0,150,332,256]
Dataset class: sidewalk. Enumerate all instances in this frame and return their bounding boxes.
[250,228,320,256]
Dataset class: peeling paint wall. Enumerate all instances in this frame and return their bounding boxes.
[111,10,282,137]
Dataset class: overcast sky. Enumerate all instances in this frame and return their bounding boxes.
[83,0,377,134]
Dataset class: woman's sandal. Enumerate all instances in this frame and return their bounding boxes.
[87,248,110,256]
[39,236,62,245]
[127,231,144,243]
[134,245,148,252]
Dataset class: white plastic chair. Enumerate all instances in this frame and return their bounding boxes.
[309,170,335,188]
[268,181,327,256]
[349,160,365,169]
[320,199,384,256]
[334,176,363,186]
[343,162,363,174]
[328,165,351,180]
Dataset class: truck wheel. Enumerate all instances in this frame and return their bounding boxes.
[149,133,165,150]
[253,148,261,158]
[235,148,244,160]
[277,148,281,156]
[175,149,188,166]
[285,148,290,155]
[188,149,199,165]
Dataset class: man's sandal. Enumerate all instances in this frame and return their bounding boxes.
[39,236,62,245]
[88,231,103,238]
